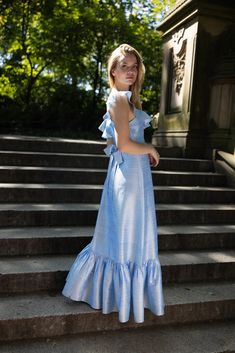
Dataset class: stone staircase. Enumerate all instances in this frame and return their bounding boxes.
[0,134,235,353]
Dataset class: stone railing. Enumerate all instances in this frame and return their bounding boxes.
[213,150,235,188]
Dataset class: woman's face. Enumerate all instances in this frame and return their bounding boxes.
[111,53,138,90]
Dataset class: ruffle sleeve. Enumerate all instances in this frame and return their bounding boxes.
[98,112,114,139]
[142,111,152,129]
[98,89,132,139]
[106,90,132,111]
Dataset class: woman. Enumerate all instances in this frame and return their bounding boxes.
[62,43,165,323]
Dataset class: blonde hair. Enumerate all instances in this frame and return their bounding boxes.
[107,44,145,109]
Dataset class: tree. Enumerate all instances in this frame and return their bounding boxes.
[0,0,176,137]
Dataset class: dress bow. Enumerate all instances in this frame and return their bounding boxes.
[103,144,123,165]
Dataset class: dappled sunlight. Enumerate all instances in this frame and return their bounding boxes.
[0,150,103,158]
[158,224,235,234]
[0,255,73,274]
[154,185,235,191]
[158,204,235,210]
[0,183,103,189]
[192,224,235,232]
[161,250,235,265]
[0,292,96,321]
[152,170,218,175]
[0,134,106,145]
[208,251,235,262]
[0,226,94,239]
[0,204,100,210]
[0,166,107,172]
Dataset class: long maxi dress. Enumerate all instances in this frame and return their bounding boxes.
[62,87,165,323]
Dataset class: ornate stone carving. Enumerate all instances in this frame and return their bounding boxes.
[166,28,187,113]
[172,28,185,43]
[172,39,187,95]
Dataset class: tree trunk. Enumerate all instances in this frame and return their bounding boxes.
[92,39,103,113]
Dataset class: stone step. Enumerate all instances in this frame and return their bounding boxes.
[0,135,184,157]
[0,225,234,256]
[0,151,214,171]
[0,183,234,204]
[1,320,234,353]
[1,250,235,293]
[0,203,234,226]
[0,166,226,186]
[0,135,106,154]
[0,281,234,341]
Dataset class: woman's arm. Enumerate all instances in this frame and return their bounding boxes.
[109,95,160,167]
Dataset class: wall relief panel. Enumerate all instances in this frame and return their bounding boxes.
[166,28,187,114]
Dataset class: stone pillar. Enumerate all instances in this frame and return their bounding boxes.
[153,0,235,158]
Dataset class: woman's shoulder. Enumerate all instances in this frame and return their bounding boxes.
[106,88,132,109]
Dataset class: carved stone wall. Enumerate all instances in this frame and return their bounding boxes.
[154,18,198,148]
[208,26,235,130]
[207,25,235,153]
[155,0,235,157]
[166,33,187,113]
[208,80,235,130]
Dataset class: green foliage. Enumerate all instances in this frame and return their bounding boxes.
[0,0,176,138]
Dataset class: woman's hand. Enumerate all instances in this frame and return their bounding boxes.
[148,146,160,167]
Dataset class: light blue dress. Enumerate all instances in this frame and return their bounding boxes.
[62,88,165,323]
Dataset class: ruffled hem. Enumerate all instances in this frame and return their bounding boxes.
[62,244,165,323]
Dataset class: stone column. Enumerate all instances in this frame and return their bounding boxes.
[153,0,235,158]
